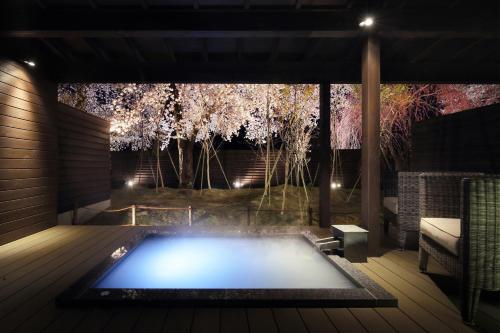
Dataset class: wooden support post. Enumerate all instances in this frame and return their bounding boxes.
[131,205,136,226]
[319,82,331,228]
[361,35,381,256]
[188,205,192,226]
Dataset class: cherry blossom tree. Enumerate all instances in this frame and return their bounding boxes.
[175,84,249,189]
[330,83,500,171]
[277,84,319,213]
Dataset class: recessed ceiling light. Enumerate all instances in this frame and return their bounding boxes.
[23,60,36,67]
[359,17,374,28]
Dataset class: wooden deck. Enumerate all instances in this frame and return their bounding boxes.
[0,226,496,333]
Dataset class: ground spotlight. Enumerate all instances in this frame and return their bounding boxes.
[233,180,242,189]
[126,179,135,188]
[359,17,374,28]
[330,182,342,189]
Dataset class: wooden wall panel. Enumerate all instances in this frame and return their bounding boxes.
[0,60,58,245]
[411,103,500,173]
[56,103,111,213]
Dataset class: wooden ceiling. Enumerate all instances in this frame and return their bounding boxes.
[1,0,499,83]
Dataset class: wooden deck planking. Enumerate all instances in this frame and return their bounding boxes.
[348,308,396,333]
[220,308,249,333]
[101,308,143,333]
[297,308,338,333]
[0,228,97,291]
[70,308,113,333]
[272,308,308,333]
[0,226,491,333]
[354,262,456,333]
[191,308,220,333]
[1,227,134,331]
[370,254,459,311]
[323,308,367,333]
[162,308,194,333]
[0,226,72,261]
[131,308,169,333]
[246,308,279,333]
[363,258,475,333]
[0,227,79,269]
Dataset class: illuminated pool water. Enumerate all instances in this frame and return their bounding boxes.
[94,235,357,289]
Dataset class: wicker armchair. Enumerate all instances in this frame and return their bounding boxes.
[383,172,421,249]
[417,173,499,324]
[395,172,421,249]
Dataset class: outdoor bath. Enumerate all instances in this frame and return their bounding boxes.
[57,232,397,307]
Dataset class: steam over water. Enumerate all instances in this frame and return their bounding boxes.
[94,236,357,289]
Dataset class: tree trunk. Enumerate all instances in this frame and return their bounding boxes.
[281,149,289,214]
[177,137,194,188]
[156,139,165,190]
[205,142,212,190]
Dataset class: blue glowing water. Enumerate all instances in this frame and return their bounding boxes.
[94,236,357,289]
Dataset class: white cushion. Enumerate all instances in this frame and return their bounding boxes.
[420,217,461,256]
[383,197,398,214]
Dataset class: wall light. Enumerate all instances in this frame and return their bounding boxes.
[126,179,134,188]
[359,17,374,28]
[23,60,36,67]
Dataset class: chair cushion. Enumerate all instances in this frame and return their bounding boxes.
[383,197,398,214]
[420,217,461,256]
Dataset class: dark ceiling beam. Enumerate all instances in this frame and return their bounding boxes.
[382,39,405,60]
[46,61,500,84]
[162,38,176,62]
[124,38,146,63]
[397,1,408,9]
[200,38,209,62]
[88,0,98,10]
[244,0,250,10]
[39,38,65,60]
[35,0,46,9]
[304,39,322,61]
[193,0,200,10]
[409,38,443,63]
[236,38,244,63]
[451,38,484,60]
[83,38,111,62]
[268,38,281,63]
[2,9,498,39]
[39,38,77,62]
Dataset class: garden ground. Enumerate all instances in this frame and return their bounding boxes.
[86,185,363,227]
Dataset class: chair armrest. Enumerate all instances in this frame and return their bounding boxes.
[461,176,500,290]
[397,172,421,231]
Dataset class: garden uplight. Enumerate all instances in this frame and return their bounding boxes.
[359,17,374,28]
[331,182,342,189]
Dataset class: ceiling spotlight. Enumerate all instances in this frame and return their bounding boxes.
[23,60,36,67]
[359,17,374,28]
